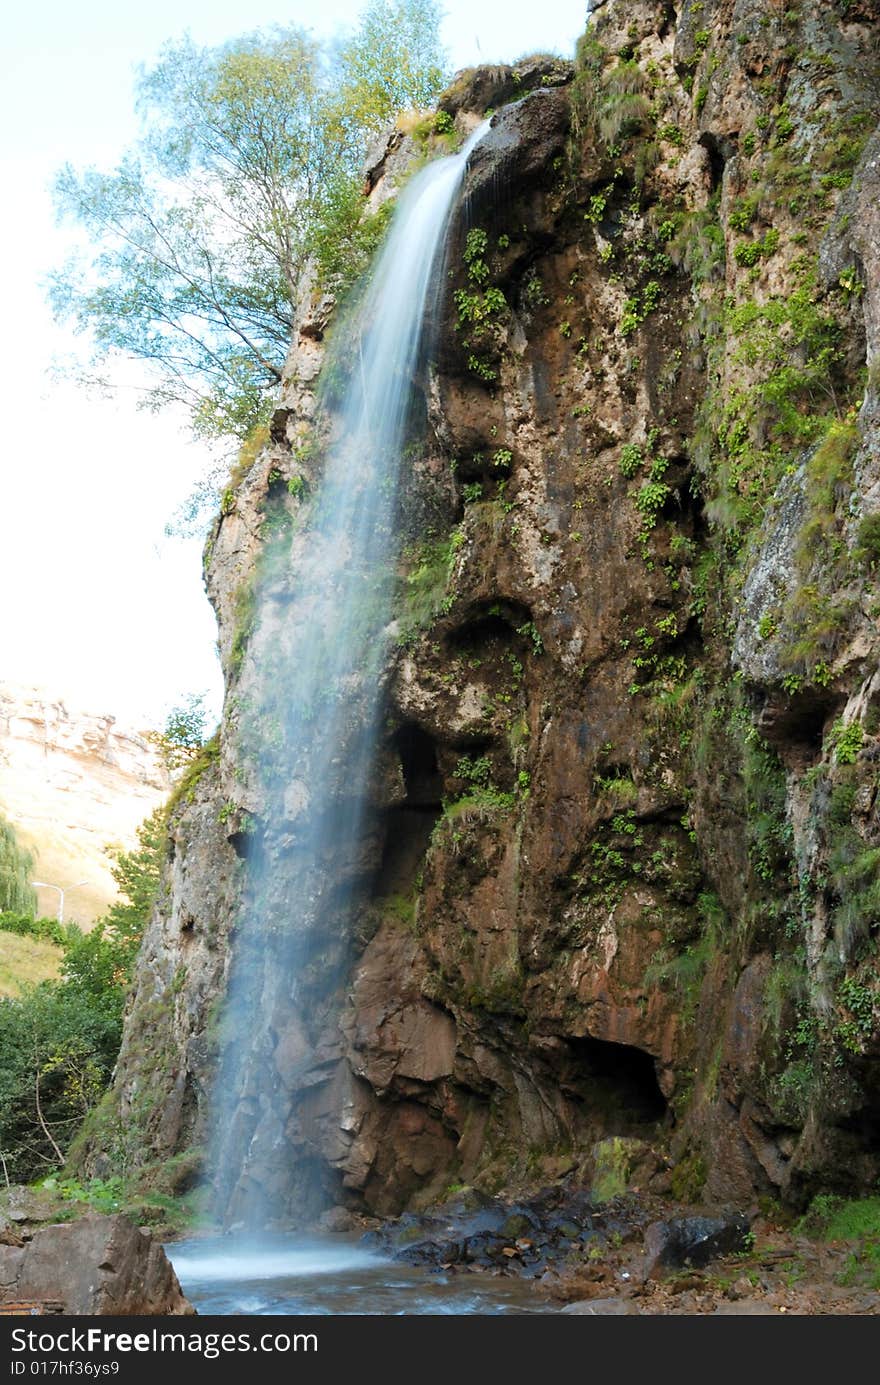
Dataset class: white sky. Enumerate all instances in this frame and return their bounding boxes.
[0,0,586,729]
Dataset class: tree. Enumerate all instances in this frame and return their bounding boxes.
[149,693,209,773]
[98,805,167,975]
[0,983,120,1181]
[51,2,449,445]
[0,813,36,916]
[0,808,166,1181]
[332,0,447,138]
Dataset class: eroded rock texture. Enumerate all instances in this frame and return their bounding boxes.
[0,1215,194,1315]
[88,2,880,1221]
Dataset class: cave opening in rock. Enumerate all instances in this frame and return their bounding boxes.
[395,723,443,806]
[372,724,444,898]
[699,131,732,193]
[564,1035,668,1128]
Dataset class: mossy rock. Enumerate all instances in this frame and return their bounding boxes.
[501,1212,534,1238]
[590,1136,653,1205]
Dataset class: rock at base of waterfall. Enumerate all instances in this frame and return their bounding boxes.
[0,1214,195,1315]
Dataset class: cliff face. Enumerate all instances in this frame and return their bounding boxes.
[0,683,169,925]
[97,0,880,1218]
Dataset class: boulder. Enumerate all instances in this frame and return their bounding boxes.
[464,87,571,210]
[0,1215,194,1315]
[642,1213,751,1280]
[438,57,573,119]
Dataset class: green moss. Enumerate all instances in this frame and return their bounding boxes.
[670,1151,707,1202]
[644,934,714,1018]
[744,735,793,888]
[230,580,257,672]
[166,731,221,814]
[396,530,461,645]
[463,964,525,1017]
[591,1136,645,1205]
[855,511,880,567]
[798,1195,880,1289]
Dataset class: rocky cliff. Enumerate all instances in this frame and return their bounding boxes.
[90,0,880,1222]
[0,683,169,925]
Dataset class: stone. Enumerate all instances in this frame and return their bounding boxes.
[0,1220,24,1249]
[561,1297,637,1315]
[437,57,573,120]
[0,1215,194,1315]
[711,1300,779,1315]
[316,1206,358,1233]
[642,1213,752,1280]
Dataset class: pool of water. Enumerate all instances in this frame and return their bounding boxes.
[168,1235,552,1316]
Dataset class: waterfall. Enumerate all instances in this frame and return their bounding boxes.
[208,121,489,1231]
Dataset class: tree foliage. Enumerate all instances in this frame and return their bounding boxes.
[148,693,210,774]
[331,0,447,138]
[0,809,166,1182]
[0,814,36,916]
[51,1,449,443]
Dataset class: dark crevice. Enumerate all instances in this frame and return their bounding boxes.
[754,689,833,754]
[658,3,677,40]
[374,806,439,899]
[394,723,444,806]
[699,131,734,193]
[560,1036,668,1127]
[444,599,534,654]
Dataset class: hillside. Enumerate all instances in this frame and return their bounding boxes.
[0,682,170,926]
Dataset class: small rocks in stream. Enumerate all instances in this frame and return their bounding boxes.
[363,1183,646,1277]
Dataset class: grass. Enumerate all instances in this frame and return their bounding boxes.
[0,931,62,997]
[798,1194,880,1289]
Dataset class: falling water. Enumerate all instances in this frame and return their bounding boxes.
[208,121,489,1230]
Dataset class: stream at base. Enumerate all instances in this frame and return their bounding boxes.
[169,1235,552,1315]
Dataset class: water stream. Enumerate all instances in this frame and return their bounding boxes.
[209,124,490,1232]
[169,1236,551,1315]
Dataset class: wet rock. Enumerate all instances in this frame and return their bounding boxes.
[464,87,571,213]
[0,1215,194,1315]
[316,1206,358,1233]
[642,1213,752,1280]
[369,1184,607,1276]
[94,0,880,1225]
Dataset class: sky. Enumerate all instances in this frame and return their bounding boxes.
[0,0,586,730]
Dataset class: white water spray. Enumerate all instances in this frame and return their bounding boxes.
[209,122,489,1229]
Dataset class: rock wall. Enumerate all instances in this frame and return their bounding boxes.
[94,1,880,1219]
